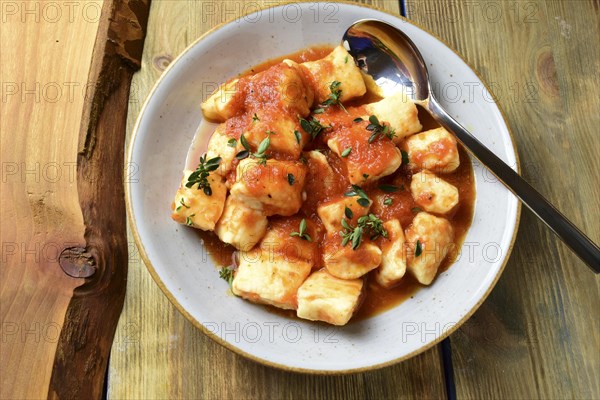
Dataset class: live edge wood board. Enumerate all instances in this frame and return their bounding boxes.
[1,0,150,398]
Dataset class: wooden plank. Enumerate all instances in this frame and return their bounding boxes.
[407,0,600,398]
[1,0,151,398]
[47,0,151,398]
[0,2,102,398]
[107,1,448,399]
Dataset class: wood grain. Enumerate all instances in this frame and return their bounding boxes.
[1,0,151,398]
[0,2,101,398]
[48,0,151,398]
[407,0,600,398]
[107,1,448,399]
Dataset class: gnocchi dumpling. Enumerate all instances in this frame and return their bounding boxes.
[231,158,307,216]
[327,129,402,184]
[405,212,454,285]
[317,195,371,235]
[205,124,238,176]
[374,219,408,288]
[322,234,382,279]
[201,79,240,122]
[233,251,312,310]
[242,112,308,159]
[404,127,460,173]
[362,92,422,143]
[201,62,315,122]
[296,269,364,326]
[171,170,227,231]
[214,195,267,251]
[298,45,366,103]
[411,170,459,215]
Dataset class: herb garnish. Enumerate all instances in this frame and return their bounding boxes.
[341,147,352,157]
[299,117,329,140]
[185,214,195,226]
[353,117,363,123]
[186,155,221,196]
[378,184,401,193]
[411,207,422,214]
[415,240,423,257]
[366,115,396,143]
[235,133,270,165]
[287,173,295,185]
[340,214,388,250]
[176,197,190,211]
[344,206,353,219]
[384,198,393,206]
[401,150,410,165]
[219,267,234,287]
[252,113,260,122]
[344,184,371,207]
[294,130,302,144]
[321,80,347,112]
[290,218,312,242]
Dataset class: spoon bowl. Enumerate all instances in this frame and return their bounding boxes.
[343,19,600,272]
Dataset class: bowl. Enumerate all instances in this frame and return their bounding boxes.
[127,1,520,373]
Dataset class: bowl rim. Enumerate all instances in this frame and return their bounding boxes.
[125,0,522,374]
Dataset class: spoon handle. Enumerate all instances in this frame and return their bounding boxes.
[428,99,600,273]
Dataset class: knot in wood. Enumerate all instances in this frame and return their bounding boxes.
[153,55,173,72]
[59,247,96,278]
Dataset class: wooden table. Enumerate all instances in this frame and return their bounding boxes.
[2,1,598,399]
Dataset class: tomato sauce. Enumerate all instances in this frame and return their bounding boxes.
[196,46,476,321]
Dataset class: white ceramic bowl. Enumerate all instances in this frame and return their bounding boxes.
[127,2,520,373]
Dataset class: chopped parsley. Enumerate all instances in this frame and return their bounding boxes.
[411,207,422,213]
[227,138,237,147]
[353,117,364,123]
[290,218,312,242]
[366,115,396,143]
[252,113,260,122]
[340,213,388,250]
[287,173,295,185]
[294,130,302,144]
[384,198,393,206]
[341,147,352,157]
[186,155,221,196]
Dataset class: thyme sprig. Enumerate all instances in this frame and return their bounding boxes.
[340,213,388,250]
[186,155,221,196]
[366,115,396,143]
[321,80,347,112]
[290,218,312,242]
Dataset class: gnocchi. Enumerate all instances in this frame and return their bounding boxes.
[172,45,475,325]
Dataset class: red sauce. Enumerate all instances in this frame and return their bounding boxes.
[197,46,476,321]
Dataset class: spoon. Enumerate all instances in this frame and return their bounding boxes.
[342,19,600,273]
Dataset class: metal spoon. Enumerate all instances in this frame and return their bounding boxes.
[342,19,600,273]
